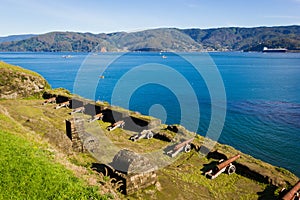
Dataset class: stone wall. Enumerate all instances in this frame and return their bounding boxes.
[116,170,157,195]
[65,118,86,152]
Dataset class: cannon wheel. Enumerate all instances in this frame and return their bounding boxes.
[184,144,191,152]
[227,164,236,175]
[146,131,153,139]
[130,135,137,142]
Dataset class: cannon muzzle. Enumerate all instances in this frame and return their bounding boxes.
[282,180,300,200]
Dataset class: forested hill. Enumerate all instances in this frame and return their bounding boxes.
[0,34,36,43]
[0,25,299,52]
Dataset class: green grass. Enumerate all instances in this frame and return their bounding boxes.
[0,61,51,98]
[0,61,42,78]
[45,88,72,98]
[0,130,109,200]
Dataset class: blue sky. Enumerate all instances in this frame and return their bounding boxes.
[1,0,300,36]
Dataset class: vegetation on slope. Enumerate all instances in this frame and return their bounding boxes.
[0,62,120,199]
[0,61,50,99]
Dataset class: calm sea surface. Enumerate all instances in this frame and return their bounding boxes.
[1,52,299,176]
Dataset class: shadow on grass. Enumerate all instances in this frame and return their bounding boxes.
[257,185,278,200]
[200,161,219,175]
[200,150,227,175]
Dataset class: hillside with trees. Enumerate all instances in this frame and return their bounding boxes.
[0,34,36,43]
[0,26,299,52]
[181,25,300,51]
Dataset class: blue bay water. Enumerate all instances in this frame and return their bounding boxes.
[0,51,299,176]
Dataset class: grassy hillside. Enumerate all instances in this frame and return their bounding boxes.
[0,61,50,99]
[0,101,119,199]
[0,25,299,52]
[0,62,119,199]
[0,129,105,200]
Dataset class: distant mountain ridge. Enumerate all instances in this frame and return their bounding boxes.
[0,34,36,43]
[0,26,299,52]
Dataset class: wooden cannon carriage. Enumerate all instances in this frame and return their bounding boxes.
[42,97,56,105]
[55,101,70,109]
[88,113,104,123]
[107,120,125,131]
[70,106,85,115]
[205,154,240,179]
[130,129,154,142]
[167,138,194,157]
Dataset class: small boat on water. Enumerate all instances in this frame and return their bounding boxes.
[162,55,167,59]
[62,55,73,58]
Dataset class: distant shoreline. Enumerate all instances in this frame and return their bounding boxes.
[1,50,300,53]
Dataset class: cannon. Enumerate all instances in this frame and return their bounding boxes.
[42,97,56,105]
[281,180,300,200]
[205,154,241,179]
[88,113,104,123]
[70,106,85,115]
[130,129,154,142]
[55,101,70,109]
[167,138,194,157]
[107,120,125,131]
